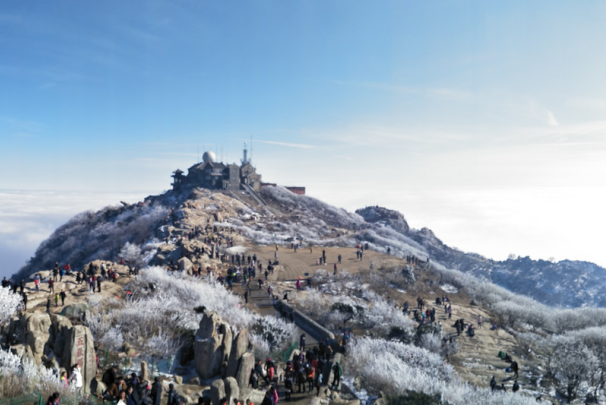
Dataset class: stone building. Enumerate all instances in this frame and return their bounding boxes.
[171,145,263,192]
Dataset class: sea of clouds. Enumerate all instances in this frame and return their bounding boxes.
[0,190,147,278]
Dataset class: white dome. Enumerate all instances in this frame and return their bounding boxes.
[202,151,216,163]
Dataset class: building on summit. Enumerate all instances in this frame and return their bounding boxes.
[171,144,263,192]
[171,143,306,195]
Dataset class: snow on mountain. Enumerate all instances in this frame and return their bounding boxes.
[13,184,606,308]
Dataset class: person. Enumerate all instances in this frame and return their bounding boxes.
[511,360,519,379]
[283,367,293,401]
[34,276,40,292]
[250,367,259,389]
[300,334,306,351]
[244,290,249,304]
[130,372,139,388]
[97,276,102,293]
[512,380,520,393]
[255,360,269,385]
[490,376,496,391]
[333,263,337,275]
[46,393,59,405]
[307,366,315,392]
[46,298,51,314]
[315,371,323,396]
[69,364,83,394]
[267,363,275,383]
[325,345,332,362]
[60,291,67,306]
[331,361,342,389]
[166,384,178,405]
[55,293,60,307]
[477,315,483,329]
[49,278,55,293]
[297,364,306,393]
[102,365,118,388]
[128,385,142,405]
[260,392,271,405]
[269,386,278,405]
[118,392,128,405]
[151,377,162,405]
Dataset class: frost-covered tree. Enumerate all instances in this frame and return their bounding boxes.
[118,242,143,266]
[99,327,124,351]
[0,350,77,399]
[0,287,22,326]
[548,335,599,402]
[346,338,540,405]
[568,327,606,396]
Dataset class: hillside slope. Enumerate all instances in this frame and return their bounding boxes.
[13,185,606,308]
[354,206,606,307]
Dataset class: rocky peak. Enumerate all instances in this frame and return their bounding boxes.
[355,206,410,234]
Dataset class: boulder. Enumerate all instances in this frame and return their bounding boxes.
[61,325,96,394]
[226,329,249,377]
[50,314,73,358]
[374,392,387,405]
[61,303,90,320]
[141,361,149,381]
[197,312,223,339]
[179,257,194,272]
[187,376,201,386]
[224,377,239,405]
[174,375,183,384]
[195,312,233,380]
[195,335,223,380]
[221,324,233,364]
[24,313,52,364]
[235,352,254,389]
[241,389,265,404]
[210,379,226,405]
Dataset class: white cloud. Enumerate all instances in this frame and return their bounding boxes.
[254,140,315,149]
[546,110,559,126]
[569,98,606,111]
[0,190,147,278]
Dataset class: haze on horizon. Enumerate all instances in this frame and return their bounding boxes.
[1,1,605,277]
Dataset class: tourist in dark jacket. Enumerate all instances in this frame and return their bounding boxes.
[151,378,162,405]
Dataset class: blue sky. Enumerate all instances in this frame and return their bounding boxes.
[1,1,606,275]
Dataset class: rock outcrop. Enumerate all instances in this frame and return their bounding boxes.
[3,313,96,394]
[194,312,252,383]
[62,325,96,394]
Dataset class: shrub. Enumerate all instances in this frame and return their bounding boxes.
[0,287,22,326]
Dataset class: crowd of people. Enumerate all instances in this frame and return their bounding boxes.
[249,336,342,403]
